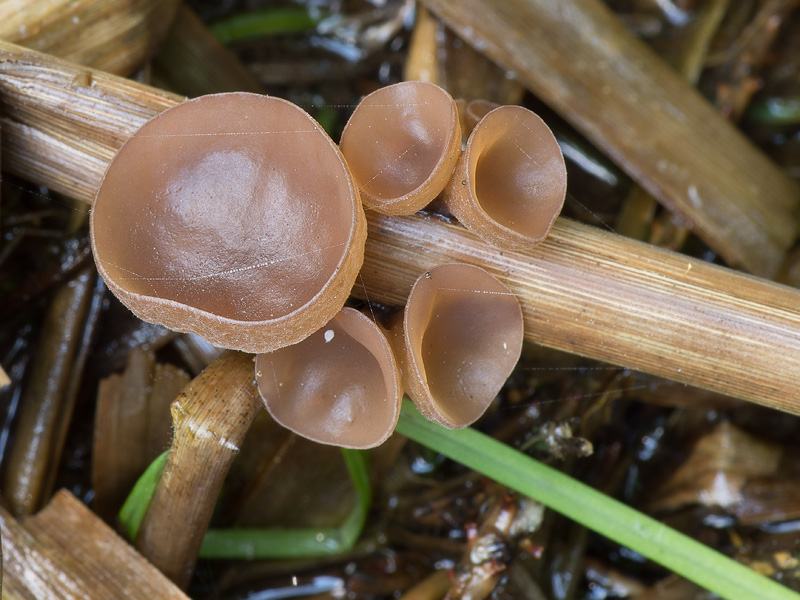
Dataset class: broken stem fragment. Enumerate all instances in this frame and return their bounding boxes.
[135,352,260,589]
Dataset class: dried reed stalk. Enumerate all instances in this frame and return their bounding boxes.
[0,0,179,75]
[136,352,260,589]
[2,41,800,414]
[92,348,155,521]
[359,213,800,415]
[405,6,524,105]
[3,268,95,516]
[0,490,189,599]
[0,41,182,202]
[421,0,800,279]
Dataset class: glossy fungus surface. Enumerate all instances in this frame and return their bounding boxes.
[255,308,402,448]
[395,263,523,428]
[339,81,462,215]
[91,92,366,353]
[442,105,566,249]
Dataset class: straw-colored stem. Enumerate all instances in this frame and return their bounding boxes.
[405,6,524,106]
[0,41,182,203]
[92,348,155,521]
[0,0,179,75]
[359,212,800,416]
[0,490,189,599]
[615,0,729,241]
[421,0,800,278]
[135,352,260,588]
[2,42,800,414]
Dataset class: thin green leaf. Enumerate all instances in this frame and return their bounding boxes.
[314,106,339,138]
[209,7,323,44]
[198,448,371,559]
[118,450,168,541]
[121,446,372,559]
[394,399,800,600]
[200,527,346,559]
[747,97,800,125]
[338,448,371,549]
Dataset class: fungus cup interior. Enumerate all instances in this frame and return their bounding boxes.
[255,308,402,449]
[398,263,523,429]
[91,92,366,353]
[339,81,462,215]
[443,105,566,249]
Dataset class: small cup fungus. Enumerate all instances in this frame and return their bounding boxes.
[441,105,567,250]
[392,263,523,429]
[461,99,499,136]
[339,81,462,216]
[255,308,402,449]
[91,92,366,353]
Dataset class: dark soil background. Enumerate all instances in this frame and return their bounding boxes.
[2,1,800,599]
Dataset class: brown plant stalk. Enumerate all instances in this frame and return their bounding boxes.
[2,41,800,414]
[135,352,260,588]
[421,0,800,278]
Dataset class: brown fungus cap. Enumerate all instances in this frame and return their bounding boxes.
[392,263,523,429]
[91,92,366,353]
[339,81,462,216]
[255,308,402,449]
[441,105,566,250]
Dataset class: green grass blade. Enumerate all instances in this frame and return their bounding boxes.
[120,448,372,560]
[209,7,323,44]
[200,527,346,559]
[394,399,800,600]
[198,448,371,559]
[118,450,168,540]
[747,97,800,125]
[338,448,371,548]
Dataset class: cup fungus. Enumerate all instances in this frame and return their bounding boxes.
[91,92,366,353]
[441,105,567,250]
[339,81,462,216]
[392,263,523,429]
[255,308,402,449]
[461,99,499,136]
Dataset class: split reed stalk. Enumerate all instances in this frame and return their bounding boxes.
[1,41,799,414]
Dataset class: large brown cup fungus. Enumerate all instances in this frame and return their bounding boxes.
[441,105,566,250]
[255,308,402,448]
[339,81,462,216]
[91,92,366,353]
[392,264,524,429]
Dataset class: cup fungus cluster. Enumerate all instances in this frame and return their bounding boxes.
[90,83,566,448]
[339,81,567,251]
